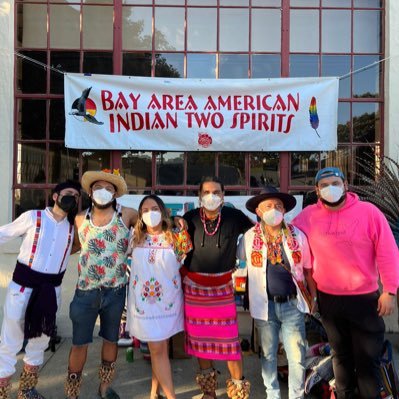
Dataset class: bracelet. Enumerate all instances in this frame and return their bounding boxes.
[313,296,318,302]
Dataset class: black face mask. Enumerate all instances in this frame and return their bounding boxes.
[57,195,78,213]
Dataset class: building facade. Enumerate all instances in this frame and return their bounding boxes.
[0,1,399,221]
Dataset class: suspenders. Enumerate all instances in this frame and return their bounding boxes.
[59,223,73,273]
[28,210,42,268]
[20,210,72,292]
[27,210,73,272]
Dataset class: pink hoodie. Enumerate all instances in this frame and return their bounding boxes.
[293,192,399,295]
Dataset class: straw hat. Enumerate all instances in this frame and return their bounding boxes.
[246,186,296,214]
[81,169,127,198]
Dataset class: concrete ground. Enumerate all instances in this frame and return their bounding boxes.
[8,333,399,399]
[11,337,265,399]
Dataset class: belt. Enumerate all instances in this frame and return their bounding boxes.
[268,293,297,303]
[77,284,126,292]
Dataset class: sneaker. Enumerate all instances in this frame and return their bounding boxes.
[313,355,334,381]
[304,369,323,394]
[305,355,323,370]
[17,388,46,399]
[98,387,120,399]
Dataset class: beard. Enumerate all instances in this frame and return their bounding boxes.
[92,199,114,210]
[320,192,347,207]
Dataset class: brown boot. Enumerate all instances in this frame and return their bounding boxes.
[98,361,119,398]
[195,368,218,399]
[0,377,11,399]
[17,364,45,399]
[226,378,250,399]
[64,371,82,399]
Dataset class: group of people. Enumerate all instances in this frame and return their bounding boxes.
[0,166,398,399]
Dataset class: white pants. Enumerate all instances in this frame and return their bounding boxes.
[0,282,61,378]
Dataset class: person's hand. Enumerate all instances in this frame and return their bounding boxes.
[311,299,318,315]
[310,297,321,319]
[378,292,396,316]
[173,216,187,231]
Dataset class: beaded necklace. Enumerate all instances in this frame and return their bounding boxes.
[200,207,221,236]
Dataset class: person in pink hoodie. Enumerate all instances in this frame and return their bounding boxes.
[293,166,399,399]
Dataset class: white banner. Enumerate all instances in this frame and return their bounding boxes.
[64,73,339,151]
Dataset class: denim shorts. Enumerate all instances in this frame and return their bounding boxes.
[69,285,126,345]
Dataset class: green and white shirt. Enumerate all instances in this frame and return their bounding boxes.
[77,209,129,290]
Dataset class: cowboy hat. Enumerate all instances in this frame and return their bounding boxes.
[245,186,297,213]
[81,170,127,198]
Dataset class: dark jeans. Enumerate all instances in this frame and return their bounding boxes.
[318,291,385,399]
[70,285,126,345]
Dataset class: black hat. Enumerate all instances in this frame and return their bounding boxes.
[245,186,297,214]
[53,180,82,194]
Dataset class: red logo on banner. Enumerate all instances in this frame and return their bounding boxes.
[198,132,212,148]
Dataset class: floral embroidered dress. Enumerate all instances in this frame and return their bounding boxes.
[127,230,192,342]
[77,209,129,290]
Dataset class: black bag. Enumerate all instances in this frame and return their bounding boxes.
[330,339,399,399]
[380,339,399,398]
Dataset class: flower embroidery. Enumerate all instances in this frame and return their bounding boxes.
[292,251,302,264]
[132,275,138,289]
[286,225,300,251]
[172,229,193,262]
[172,275,179,289]
[135,306,144,315]
[250,222,302,267]
[148,249,156,264]
[141,277,163,304]
[251,251,263,267]
[283,224,302,265]
[252,235,264,251]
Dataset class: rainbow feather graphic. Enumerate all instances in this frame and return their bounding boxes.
[309,97,320,138]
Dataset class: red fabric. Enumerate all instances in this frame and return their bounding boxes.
[180,266,232,287]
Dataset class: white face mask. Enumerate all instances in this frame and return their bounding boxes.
[201,193,222,211]
[92,188,114,206]
[320,185,344,203]
[142,210,162,228]
[262,209,284,227]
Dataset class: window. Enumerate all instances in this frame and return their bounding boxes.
[14,0,384,216]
